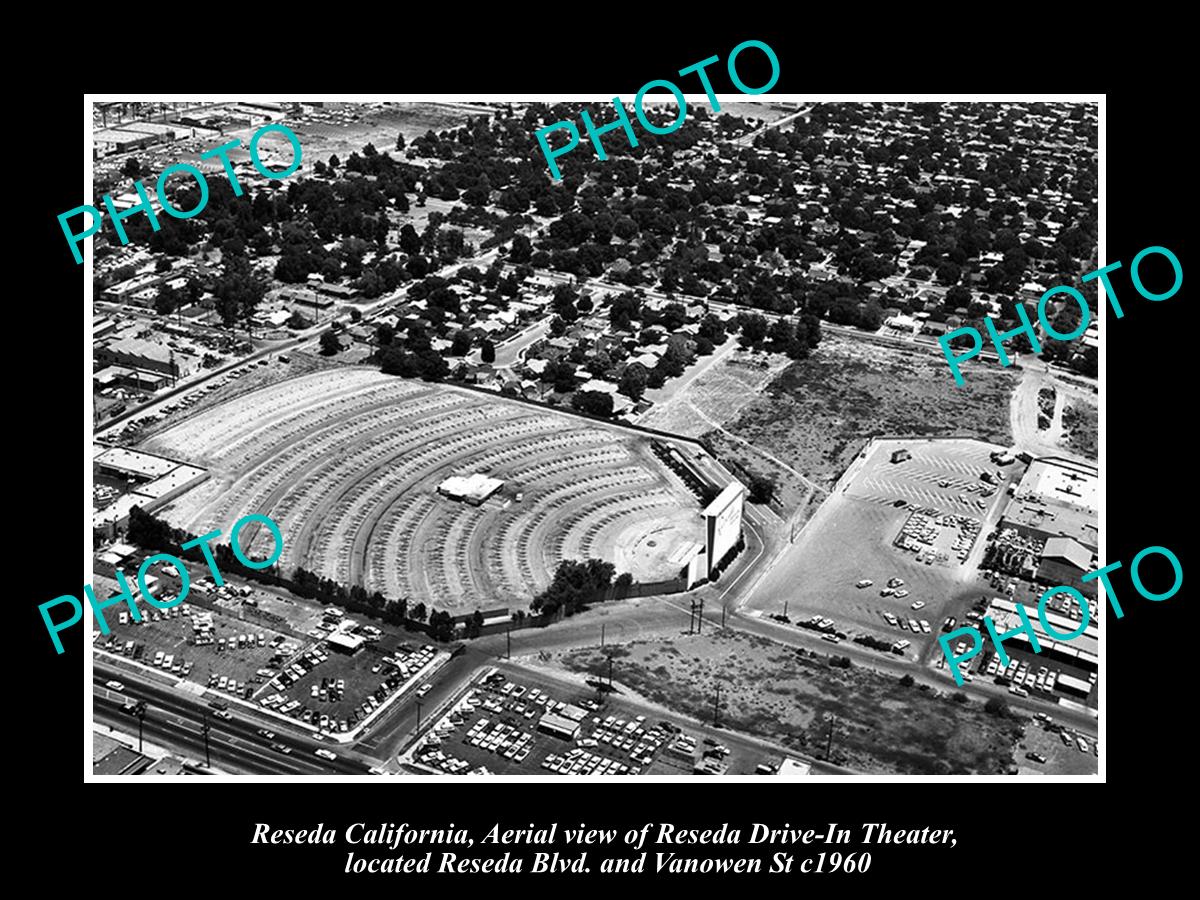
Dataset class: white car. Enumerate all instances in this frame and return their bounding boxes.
[910,600,925,610]
[919,620,931,634]
[416,684,433,698]
[105,680,125,692]
[314,748,338,761]
[895,589,910,599]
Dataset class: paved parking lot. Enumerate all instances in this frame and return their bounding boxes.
[406,664,788,776]
[1017,715,1098,775]
[92,572,442,738]
[744,438,1016,662]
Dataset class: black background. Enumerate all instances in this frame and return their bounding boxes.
[20,20,1189,887]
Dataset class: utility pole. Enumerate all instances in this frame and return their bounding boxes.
[824,712,837,762]
[201,713,212,768]
[607,656,614,690]
[506,622,511,660]
[600,623,605,648]
[721,604,727,628]
[698,597,705,634]
[713,680,721,727]
[783,599,789,620]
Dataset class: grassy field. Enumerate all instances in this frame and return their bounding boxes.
[556,629,1023,775]
[1062,399,1098,459]
[715,335,1017,489]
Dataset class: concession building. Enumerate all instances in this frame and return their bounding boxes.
[437,473,504,505]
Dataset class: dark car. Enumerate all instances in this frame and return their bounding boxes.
[1025,752,1047,764]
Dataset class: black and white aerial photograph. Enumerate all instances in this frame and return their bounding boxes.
[86,97,1100,779]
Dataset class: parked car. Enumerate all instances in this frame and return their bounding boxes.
[856,579,873,589]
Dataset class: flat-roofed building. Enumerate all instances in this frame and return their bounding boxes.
[438,473,504,506]
[95,336,178,378]
[537,712,580,741]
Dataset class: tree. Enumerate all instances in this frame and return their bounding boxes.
[609,292,642,330]
[899,674,915,687]
[572,390,614,417]
[530,558,615,618]
[551,284,580,323]
[657,344,687,378]
[618,362,649,400]
[449,329,472,356]
[859,300,884,331]
[984,697,1010,717]
[375,323,395,346]
[154,284,180,316]
[287,310,310,329]
[212,257,266,332]
[737,312,769,346]
[380,346,418,377]
[748,472,776,504]
[410,601,427,622]
[121,157,142,179]
[395,132,406,151]
[399,224,422,255]
[319,330,341,355]
[480,339,496,364]
[465,610,484,639]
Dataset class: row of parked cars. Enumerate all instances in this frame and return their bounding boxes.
[882,610,932,634]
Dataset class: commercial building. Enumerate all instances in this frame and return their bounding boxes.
[776,757,813,777]
[1037,536,1095,586]
[985,597,1097,674]
[95,336,178,378]
[1002,457,1098,550]
[326,631,366,654]
[537,712,580,741]
[92,446,208,536]
[1055,672,1093,699]
[438,473,504,505]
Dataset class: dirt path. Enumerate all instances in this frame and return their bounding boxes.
[1009,361,1095,463]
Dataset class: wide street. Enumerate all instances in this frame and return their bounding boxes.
[94,662,373,775]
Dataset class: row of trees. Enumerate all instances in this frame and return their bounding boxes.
[530,558,625,619]
[734,310,823,359]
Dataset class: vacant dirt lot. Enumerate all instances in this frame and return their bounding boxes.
[716,335,1017,489]
[1062,399,1098,459]
[556,629,1022,775]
